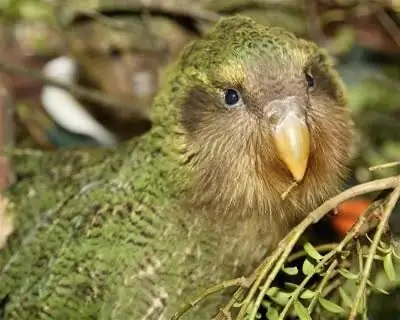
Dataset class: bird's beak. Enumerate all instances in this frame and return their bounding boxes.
[267,97,310,182]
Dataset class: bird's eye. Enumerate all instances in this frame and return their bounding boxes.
[305,73,315,90]
[224,88,241,107]
[110,47,122,59]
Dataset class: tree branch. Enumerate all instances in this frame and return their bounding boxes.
[348,180,400,319]
[0,59,149,120]
[184,174,400,320]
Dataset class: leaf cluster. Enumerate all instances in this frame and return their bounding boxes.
[172,173,400,320]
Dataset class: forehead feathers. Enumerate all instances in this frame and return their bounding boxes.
[179,16,320,84]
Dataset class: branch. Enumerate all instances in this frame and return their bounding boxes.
[244,175,400,320]
[174,175,400,319]
[170,277,249,320]
[369,161,400,171]
[65,2,221,24]
[0,59,149,120]
[348,180,400,319]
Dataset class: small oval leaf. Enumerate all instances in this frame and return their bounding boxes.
[282,265,299,275]
[284,282,298,290]
[266,287,279,297]
[302,259,315,276]
[294,300,312,320]
[338,268,359,280]
[266,287,291,306]
[300,289,316,300]
[319,297,345,314]
[271,291,291,306]
[304,242,323,260]
[392,247,400,260]
[383,253,396,282]
[377,244,391,255]
[367,280,390,295]
[379,240,389,249]
[338,287,352,308]
[266,307,279,320]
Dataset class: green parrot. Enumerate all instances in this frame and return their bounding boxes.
[0,16,353,319]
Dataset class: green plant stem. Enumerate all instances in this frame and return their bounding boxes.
[308,260,339,313]
[349,178,400,319]
[170,277,248,320]
[356,240,368,320]
[174,175,400,320]
[287,243,339,263]
[235,239,286,319]
[247,175,400,320]
[322,278,343,298]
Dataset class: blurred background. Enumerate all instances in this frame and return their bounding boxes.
[0,0,399,318]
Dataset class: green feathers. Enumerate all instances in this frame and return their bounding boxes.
[0,16,352,319]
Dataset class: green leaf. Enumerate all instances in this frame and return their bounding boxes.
[338,268,359,280]
[340,250,351,259]
[367,280,390,294]
[383,253,396,281]
[379,240,389,249]
[377,242,391,255]
[303,242,323,260]
[318,297,345,314]
[338,287,352,308]
[284,282,298,289]
[266,306,279,320]
[300,289,316,300]
[392,246,400,260]
[266,287,279,296]
[282,265,299,275]
[294,300,312,320]
[302,259,315,276]
[271,292,291,306]
[266,287,291,306]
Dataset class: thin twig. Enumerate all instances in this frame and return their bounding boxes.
[170,277,249,320]
[175,175,400,319]
[308,259,339,313]
[287,243,338,263]
[214,287,245,319]
[356,239,368,320]
[369,161,400,171]
[235,239,287,319]
[245,176,400,319]
[68,3,221,24]
[0,59,149,120]
[321,278,343,298]
[349,178,400,319]
[375,6,400,48]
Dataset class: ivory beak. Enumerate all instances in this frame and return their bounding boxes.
[273,112,310,182]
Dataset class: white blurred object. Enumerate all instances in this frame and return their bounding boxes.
[41,56,118,146]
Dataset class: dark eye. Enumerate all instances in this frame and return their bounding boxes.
[305,73,315,89]
[224,88,241,107]
[110,47,122,59]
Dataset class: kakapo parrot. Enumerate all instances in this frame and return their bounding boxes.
[0,16,353,319]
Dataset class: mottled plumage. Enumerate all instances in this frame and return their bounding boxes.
[0,16,352,319]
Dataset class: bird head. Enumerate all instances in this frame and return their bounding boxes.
[164,16,353,232]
